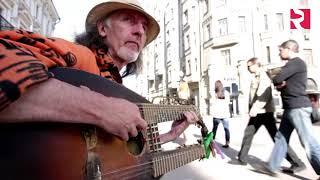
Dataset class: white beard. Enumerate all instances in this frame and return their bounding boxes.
[117,46,139,63]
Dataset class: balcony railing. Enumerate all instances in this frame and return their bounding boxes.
[0,15,14,31]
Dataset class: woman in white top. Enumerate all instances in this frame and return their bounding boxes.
[211,80,231,148]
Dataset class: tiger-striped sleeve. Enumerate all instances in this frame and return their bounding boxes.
[0,38,51,111]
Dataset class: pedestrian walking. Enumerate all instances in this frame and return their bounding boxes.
[229,57,305,173]
[211,80,231,148]
[255,40,320,177]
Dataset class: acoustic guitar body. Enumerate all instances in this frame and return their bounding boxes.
[0,68,204,180]
[0,122,154,180]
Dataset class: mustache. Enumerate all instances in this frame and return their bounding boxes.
[125,41,140,50]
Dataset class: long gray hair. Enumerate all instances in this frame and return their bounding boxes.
[74,19,142,77]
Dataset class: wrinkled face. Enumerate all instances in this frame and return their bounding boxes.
[278,47,290,60]
[98,9,148,65]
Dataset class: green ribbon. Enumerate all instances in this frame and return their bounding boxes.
[203,131,214,159]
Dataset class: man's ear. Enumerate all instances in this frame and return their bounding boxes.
[97,20,107,37]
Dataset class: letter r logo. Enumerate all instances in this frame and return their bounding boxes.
[290,9,310,29]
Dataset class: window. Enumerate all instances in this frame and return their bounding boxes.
[185,34,190,50]
[218,18,228,36]
[148,80,154,89]
[221,49,231,65]
[276,13,284,31]
[238,16,246,32]
[46,21,51,35]
[155,75,163,90]
[266,46,271,63]
[168,69,172,82]
[36,5,40,18]
[182,64,186,75]
[264,14,268,31]
[303,49,313,65]
[167,47,172,63]
[187,59,191,75]
[195,58,198,72]
[204,23,211,41]
[203,0,209,14]
[183,10,188,25]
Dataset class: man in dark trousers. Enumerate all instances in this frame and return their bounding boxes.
[229,57,305,174]
[256,40,320,177]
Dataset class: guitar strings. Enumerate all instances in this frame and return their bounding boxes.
[101,147,204,178]
[136,105,202,121]
[136,105,197,112]
[116,169,153,180]
[98,105,203,178]
[109,165,153,180]
[102,149,199,176]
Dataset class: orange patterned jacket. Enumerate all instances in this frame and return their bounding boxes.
[0,29,122,111]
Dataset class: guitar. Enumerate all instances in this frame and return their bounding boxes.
[0,68,208,180]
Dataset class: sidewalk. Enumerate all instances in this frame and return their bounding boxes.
[160,115,320,180]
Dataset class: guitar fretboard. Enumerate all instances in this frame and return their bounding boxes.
[137,104,199,124]
[138,104,202,152]
[151,144,205,177]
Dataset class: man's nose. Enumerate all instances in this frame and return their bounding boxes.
[132,23,146,37]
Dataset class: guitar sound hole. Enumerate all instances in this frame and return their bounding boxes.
[127,132,145,155]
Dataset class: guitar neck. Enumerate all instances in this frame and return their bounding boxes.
[138,104,200,124]
[151,144,205,177]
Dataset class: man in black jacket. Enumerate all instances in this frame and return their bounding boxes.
[256,40,320,177]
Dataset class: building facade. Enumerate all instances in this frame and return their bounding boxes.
[140,0,319,117]
[143,0,183,104]
[0,0,59,36]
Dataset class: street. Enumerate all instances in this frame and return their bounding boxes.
[158,115,320,180]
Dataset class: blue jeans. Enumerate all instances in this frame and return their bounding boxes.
[212,118,230,142]
[268,107,320,175]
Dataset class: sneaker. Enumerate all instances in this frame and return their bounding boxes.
[222,144,229,148]
[255,162,277,177]
[228,158,247,166]
[282,163,306,174]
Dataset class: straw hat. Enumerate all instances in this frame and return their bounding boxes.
[86,0,160,46]
[306,78,320,95]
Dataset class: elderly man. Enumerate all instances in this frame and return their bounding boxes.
[0,0,199,179]
[0,0,198,143]
[256,40,320,177]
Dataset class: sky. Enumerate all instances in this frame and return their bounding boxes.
[52,0,148,41]
[52,0,106,41]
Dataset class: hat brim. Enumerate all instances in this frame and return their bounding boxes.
[86,2,160,46]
